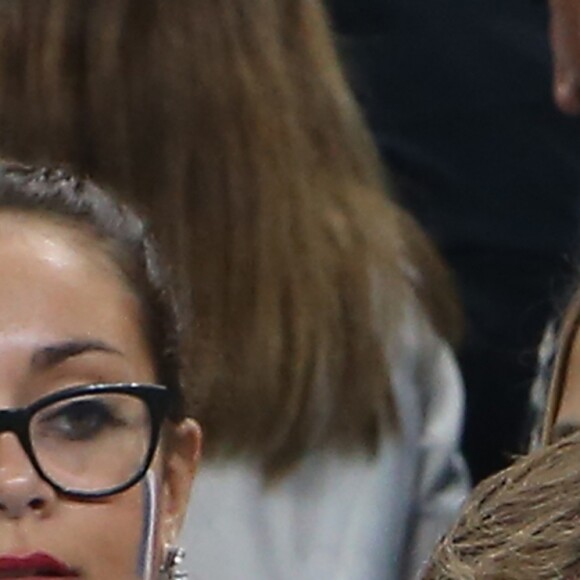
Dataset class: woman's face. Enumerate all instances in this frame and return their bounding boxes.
[0,213,199,579]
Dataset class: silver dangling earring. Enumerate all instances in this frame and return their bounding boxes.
[159,545,188,580]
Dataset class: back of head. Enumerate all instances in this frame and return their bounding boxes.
[0,0,460,475]
[424,431,580,579]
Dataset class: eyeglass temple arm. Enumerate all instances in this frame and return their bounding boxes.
[0,407,30,438]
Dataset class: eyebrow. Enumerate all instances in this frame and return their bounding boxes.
[30,339,123,371]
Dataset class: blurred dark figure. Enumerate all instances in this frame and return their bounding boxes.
[328,0,580,482]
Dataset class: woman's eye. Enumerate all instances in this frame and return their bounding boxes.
[40,400,124,441]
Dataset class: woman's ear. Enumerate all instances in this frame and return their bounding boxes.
[159,418,202,544]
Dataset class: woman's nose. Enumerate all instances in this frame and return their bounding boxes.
[0,433,56,519]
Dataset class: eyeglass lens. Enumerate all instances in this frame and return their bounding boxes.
[30,392,152,494]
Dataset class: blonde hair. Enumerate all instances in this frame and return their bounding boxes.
[424,431,580,579]
[0,0,460,475]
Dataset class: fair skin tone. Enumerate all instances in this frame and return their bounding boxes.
[549,0,580,115]
[0,212,200,578]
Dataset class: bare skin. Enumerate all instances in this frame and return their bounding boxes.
[0,213,200,579]
[550,0,580,114]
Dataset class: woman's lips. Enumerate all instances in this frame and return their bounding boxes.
[0,552,79,578]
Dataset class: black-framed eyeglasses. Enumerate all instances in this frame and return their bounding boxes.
[0,383,171,499]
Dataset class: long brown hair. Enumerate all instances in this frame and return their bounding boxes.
[424,431,580,579]
[0,0,460,475]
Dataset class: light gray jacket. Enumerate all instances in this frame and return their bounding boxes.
[181,304,469,579]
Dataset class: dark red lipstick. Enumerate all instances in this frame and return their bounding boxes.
[0,552,78,578]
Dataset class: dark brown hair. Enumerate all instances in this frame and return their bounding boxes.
[0,0,460,474]
[0,161,188,421]
[424,431,580,579]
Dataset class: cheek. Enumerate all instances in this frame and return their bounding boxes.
[63,485,149,579]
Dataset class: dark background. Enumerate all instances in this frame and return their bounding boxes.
[328,0,580,482]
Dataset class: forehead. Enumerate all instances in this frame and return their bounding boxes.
[0,209,128,306]
[0,210,109,268]
[0,212,152,378]
[0,212,130,314]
